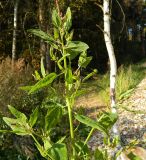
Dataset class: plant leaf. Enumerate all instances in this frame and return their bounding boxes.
[78,51,92,68]
[52,9,62,28]
[8,105,27,122]
[3,117,30,135]
[98,112,118,131]
[19,85,33,92]
[43,136,52,151]
[32,70,41,80]
[28,73,57,94]
[65,41,89,60]
[45,106,62,132]
[63,7,72,32]
[29,107,39,127]
[82,69,97,82]
[28,29,55,43]
[75,140,89,158]
[66,67,73,84]
[48,143,68,160]
[41,57,46,78]
[75,114,108,135]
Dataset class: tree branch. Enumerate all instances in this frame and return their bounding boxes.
[95,2,103,12]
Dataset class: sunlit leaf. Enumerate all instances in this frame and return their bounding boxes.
[28,73,57,94]
[41,57,46,78]
[52,9,62,28]
[43,136,52,151]
[19,85,33,92]
[8,105,27,122]
[75,114,108,135]
[63,7,72,32]
[65,41,89,60]
[3,117,30,136]
[66,67,73,84]
[48,143,68,160]
[33,70,41,80]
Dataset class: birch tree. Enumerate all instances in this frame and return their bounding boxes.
[103,0,124,159]
[12,0,19,65]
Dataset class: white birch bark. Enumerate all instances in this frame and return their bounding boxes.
[103,2,131,159]
[103,1,122,159]
[12,0,19,64]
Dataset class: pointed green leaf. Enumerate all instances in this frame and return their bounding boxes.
[75,114,108,135]
[63,7,72,32]
[66,67,73,84]
[82,69,97,82]
[41,57,46,78]
[56,136,66,144]
[8,105,27,122]
[33,70,41,80]
[19,85,33,92]
[45,107,62,132]
[3,117,30,136]
[29,73,57,94]
[54,28,60,40]
[29,107,39,127]
[65,30,74,41]
[28,29,55,43]
[52,9,62,28]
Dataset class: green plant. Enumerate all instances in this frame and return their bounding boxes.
[0,8,121,160]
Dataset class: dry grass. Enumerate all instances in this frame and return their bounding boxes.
[0,57,34,115]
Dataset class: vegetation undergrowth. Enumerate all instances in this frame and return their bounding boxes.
[0,57,47,159]
[0,7,142,160]
[81,63,146,107]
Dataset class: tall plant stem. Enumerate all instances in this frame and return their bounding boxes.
[62,43,76,159]
[66,98,76,159]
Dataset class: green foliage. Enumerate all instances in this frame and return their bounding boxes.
[90,64,146,106]
[29,107,39,127]
[75,113,117,136]
[45,106,62,132]
[1,7,122,160]
[52,9,62,28]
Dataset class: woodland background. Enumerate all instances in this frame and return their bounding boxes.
[0,0,146,159]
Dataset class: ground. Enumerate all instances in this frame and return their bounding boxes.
[75,71,146,152]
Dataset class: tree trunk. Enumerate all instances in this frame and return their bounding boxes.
[103,0,122,159]
[12,0,19,65]
[38,0,46,57]
[38,0,52,73]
